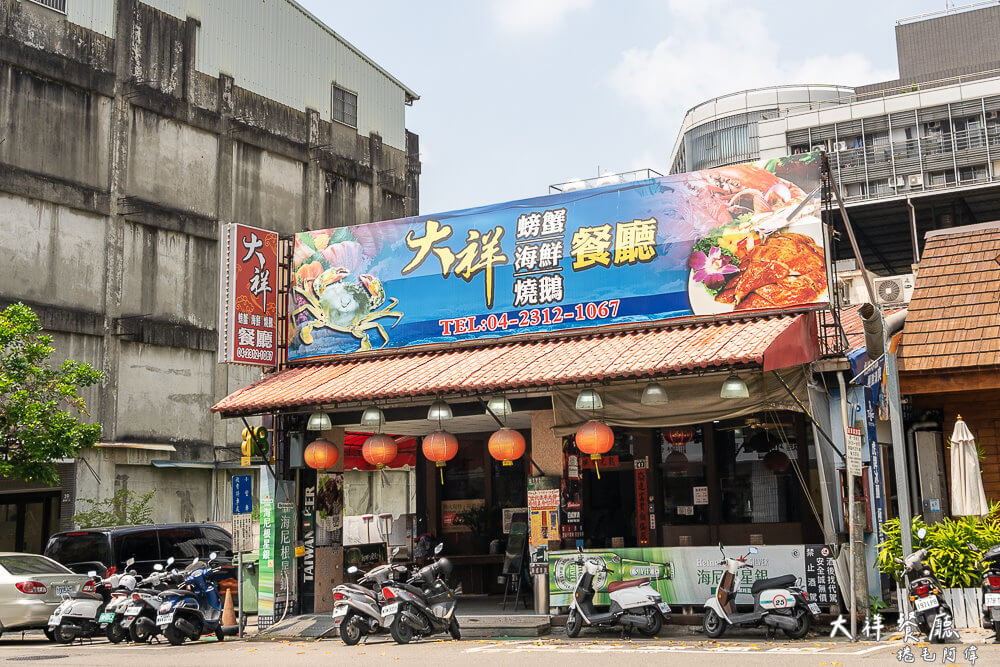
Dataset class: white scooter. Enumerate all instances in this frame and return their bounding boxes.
[565,549,671,638]
[702,544,818,639]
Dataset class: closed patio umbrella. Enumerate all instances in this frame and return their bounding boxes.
[950,415,989,516]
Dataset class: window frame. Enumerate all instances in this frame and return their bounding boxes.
[331,83,358,129]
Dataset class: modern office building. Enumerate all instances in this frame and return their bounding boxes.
[0,0,419,548]
[669,1,1000,281]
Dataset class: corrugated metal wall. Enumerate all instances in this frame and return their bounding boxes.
[65,0,410,150]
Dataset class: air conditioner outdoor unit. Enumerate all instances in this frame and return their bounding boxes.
[927,121,942,131]
[908,174,923,187]
[832,141,848,152]
[987,110,998,121]
[873,274,915,306]
[835,280,852,307]
[811,144,827,153]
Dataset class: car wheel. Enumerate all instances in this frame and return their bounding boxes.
[449,616,461,641]
[702,608,727,639]
[636,609,662,637]
[164,623,186,646]
[43,627,55,642]
[566,608,582,638]
[339,613,363,646]
[783,611,811,639]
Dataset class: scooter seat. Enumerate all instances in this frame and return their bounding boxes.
[162,589,200,598]
[68,592,102,600]
[340,583,372,595]
[607,578,649,593]
[751,574,796,594]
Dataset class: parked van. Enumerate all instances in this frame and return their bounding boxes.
[44,524,233,576]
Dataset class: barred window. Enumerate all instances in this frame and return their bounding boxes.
[332,85,357,128]
[28,0,67,13]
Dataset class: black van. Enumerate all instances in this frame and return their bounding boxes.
[44,523,233,576]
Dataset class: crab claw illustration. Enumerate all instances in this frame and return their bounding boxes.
[358,274,386,310]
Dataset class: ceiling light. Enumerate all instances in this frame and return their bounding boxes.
[306,412,331,431]
[360,407,385,430]
[640,382,668,406]
[485,396,512,418]
[427,399,453,422]
[720,372,749,400]
[575,388,603,411]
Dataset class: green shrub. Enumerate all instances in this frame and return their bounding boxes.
[877,502,1000,588]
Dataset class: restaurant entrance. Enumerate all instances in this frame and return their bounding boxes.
[581,468,636,549]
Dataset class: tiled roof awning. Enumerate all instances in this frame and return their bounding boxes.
[900,221,1000,373]
[212,313,819,417]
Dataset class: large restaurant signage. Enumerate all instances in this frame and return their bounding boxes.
[289,153,826,361]
[218,223,279,366]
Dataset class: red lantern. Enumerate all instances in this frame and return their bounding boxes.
[666,427,694,448]
[304,438,339,469]
[575,420,614,478]
[423,431,458,483]
[362,434,398,469]
[763,449,791,473]
[488,428,525,467]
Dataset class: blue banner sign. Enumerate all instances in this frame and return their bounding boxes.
[288,154,826,361]
[232,474,253,515]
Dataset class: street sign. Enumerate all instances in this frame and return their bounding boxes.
[233,474,253,514]
[846,426,863,477]
[232,513,254,553]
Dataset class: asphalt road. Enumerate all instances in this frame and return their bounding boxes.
[0,629,997,666]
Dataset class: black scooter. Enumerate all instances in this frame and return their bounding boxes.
[968,541,1000,642]
[381,543,461,644]
[897,527,953,643]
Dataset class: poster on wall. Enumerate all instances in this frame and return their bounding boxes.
[528,477,561,549]
[548,544,838,607]
[218,223,279,366]
[441,499,484,533]
[314,472,343,546]
[288,154,825,361]
[258,477,296,628]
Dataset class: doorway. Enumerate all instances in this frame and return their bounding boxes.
[0,492,60,553]
[582,468,636,548]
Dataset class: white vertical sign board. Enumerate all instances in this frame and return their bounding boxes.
[846,426,863,477]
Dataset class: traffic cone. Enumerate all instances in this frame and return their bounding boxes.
[222,588,237,627]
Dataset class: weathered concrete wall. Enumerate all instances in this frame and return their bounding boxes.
[116,342,215,445]
[0,192,106,311]
[127,107,218,217]
[47,331,104,423]
[232,143,304,234]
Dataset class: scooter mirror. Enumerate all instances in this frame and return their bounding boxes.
[391,547,400,557]
[916,528,927,540]
[153,564,164,572]
[434,543,444,555]
[126,558,135,567]
[748,546,759,554]
[166,557,175,566]
[577,546,584,554]
[347,566,359,574]
[209,552,218,561]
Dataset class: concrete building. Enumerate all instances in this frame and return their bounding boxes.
[669,1,1000,281]
[0,0,419,550]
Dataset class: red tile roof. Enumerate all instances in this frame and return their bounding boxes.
[900,222,1000,372]
[212,314,818,416]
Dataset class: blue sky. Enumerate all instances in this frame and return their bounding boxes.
[301,0,948,215]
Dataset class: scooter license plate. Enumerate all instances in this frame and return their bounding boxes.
[984,593,1000,608]
[333,607,348,618]
[808,603,820,615]
[156,613,174,626]
[125,605,142,616]
[382,603,399,616]
[98,612,116,623]
[657,602,671,614]
[914,596,939,612]
[47,614,61,626]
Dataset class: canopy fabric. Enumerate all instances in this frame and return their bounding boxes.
[343,432,417,470]
[212,313,819,417]
[550,366,809,436]
[949,417,989,516]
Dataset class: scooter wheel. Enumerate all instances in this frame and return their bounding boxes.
[106,622,127,644]
[566,608,582,638]
[390,612,414,645]
[702,609,727,639]
[993,620,1000,643]
[53,624,75,644]
[783,611,811,639]
[636,609,662,637]
[449,617,461,641]
[164,623,186,646]
[128,621,152,644]
[339,613,363,646]
[215,626,226,643]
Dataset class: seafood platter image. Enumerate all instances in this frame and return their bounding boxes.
[683,158,827,315]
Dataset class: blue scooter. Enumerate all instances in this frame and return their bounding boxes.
[155,552,237,645]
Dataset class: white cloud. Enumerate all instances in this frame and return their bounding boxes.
[609,6,898,128]
[491,0,593,34]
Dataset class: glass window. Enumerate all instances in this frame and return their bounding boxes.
[0,504,15,552]
[441,441,486,501]
[114,530,160,564]
[332,85,358,128]
[715,415,801,524]
[202,527,233,557]
[23,502,44,554]
[158,527,216,561]
[44,532,113,569]
[0,554,71,575]
[659,426,708,526]
[492,456,526,509]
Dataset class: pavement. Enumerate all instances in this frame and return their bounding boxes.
[1,627,998,666]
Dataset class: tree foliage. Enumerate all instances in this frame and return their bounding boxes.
[73,488,156,528]
[0,302,103,485]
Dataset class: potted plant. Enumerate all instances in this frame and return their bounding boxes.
[457,504,499,553]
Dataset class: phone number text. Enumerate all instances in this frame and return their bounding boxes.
[438,300,621,336]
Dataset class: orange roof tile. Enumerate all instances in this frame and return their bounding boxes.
[900,221,1000,373]
[212,313,818,416]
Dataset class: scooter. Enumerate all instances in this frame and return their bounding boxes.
[565,548,671,638]
[120,557,180,643]
[156,552,238,645]
[896,528,953,643]
[47,567,115,643]
[333,546,411,645]
[98,559,139,643]
[702,544,817,639]
[974,541,1000,641]
[382,543,461,644]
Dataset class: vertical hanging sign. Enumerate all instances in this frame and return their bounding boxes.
[635,458,650,546]
[218,223,279,366]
